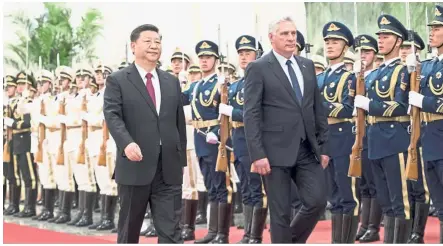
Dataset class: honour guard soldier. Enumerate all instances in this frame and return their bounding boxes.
[171,48,191,77]
[85,63,117,231]
[51,66,76,224]
[408,5,443,243]
[3,75,19,215]
[220,34,268,244]
[318,21,359,243]
[354,34,383,243]
[118,60,130,70]
[400,31,424,63]
[354,14,412,243]
[217,62,236,83]
[344,50,356,71]
[312,55,327,75]
[3,71,38,218]
[182,40,233,244]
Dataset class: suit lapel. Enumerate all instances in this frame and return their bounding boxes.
[267,52,299,107]
[127,63,157,116]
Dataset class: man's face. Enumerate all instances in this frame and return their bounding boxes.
[171,58,187,74]
[378,33,400,55]
[16,83,27,94]
[324,38,346,60]
[40,81,51,94]
[79,75,91,89]
[360,49,375,69]
[61,78,70,90]
[345,63,353,71]
[399,45,413,62]
[269,21,297,56]
[238,50,257,70]
[6,86,16,97]
[315,67,324,75]
[188,72,202,82]
[198,55,216,73]
[430,26,443,48]
[95,71,104,85]
[131,30,162,63]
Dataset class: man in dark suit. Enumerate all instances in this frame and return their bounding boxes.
[243,16,330,243]
[103,24,187,244]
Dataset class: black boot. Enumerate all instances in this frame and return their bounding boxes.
[331,213,343,243]
[3,184,6,210]
[356,198,370,240]
[75,191,95,227]
[144,205,152,219]
[54,189,60,207]
[94,189,100,213]
[72,188,78,209]
[195,192,208,225]
[383,216,395,243]
[48,190,64,222]
[341,214,359,243]
[33,188,46,220]
[210,202,233,244]
[393,217,412,243]
[89,194,106,229]
[68,191,85,225]
[360,198,382,242]
[4,185,21,216]
[181,199,198,241]
[234,190,243,214]
[15,187,37,218]
[407,203,430,243]
[194,201,218,244]
[248,206,268,244]
[37,186,44,206]
[237,205,253,243]
[96,195,118,231]
[231,194,236,227]
[55,191,74,224]
[38,189,55,221]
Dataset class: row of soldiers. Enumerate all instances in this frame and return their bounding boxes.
[4,6,443,245]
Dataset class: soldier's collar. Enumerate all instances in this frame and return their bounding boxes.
[327,62,345,75]
[203,73,217,83]
[364,68,375,79]
[382,57,401,67]
[438,53,443,61]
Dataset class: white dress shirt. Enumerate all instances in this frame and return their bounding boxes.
[273,50,304,95]
[327,62,345,76]
[134,63,161,114]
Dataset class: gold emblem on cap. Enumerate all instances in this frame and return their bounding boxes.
[18,73,26,79]
[436,72,442,79]
[380,16,391,25]
[360,36,370,43]
[327,23,340,32]
[175,47,181,52]
[200,42,211,49]
[436,7,442,17]
[239,36,251,44]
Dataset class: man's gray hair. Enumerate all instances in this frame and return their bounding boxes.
[268,16,296,34]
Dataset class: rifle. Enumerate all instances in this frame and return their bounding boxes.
[35,98,46,163]
[77,94,88,164]
[56,97,66,165]
[404,3,420,181]
[3,105,12,162]
[98,120,109,166]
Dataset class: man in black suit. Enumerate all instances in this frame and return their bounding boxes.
[243,16,330,243]
[103,24,187,244]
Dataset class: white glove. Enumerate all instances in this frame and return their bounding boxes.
[58,115,68,124]
[409,91,424,108]
[206,132,219,145]
[355,95,370,111]
[352,107,357,117]
[353,60,362,74]
[81,112,89,122]
[217,75,226,93]
[178,71,188,83]
[219,103,233,117]
[406,53,417,73]
[4,117,14,127]
[407,105,411,115]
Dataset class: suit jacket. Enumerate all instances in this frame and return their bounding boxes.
[243,51,329,167]
[104,63,187,186]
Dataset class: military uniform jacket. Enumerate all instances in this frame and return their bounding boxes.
[419,58,443,161]
[363,69,379,151]
[9,96,33,154]
[228,78,248,158]
[366,58,410,159]
[317,64,356,158]
[182,74,221,158]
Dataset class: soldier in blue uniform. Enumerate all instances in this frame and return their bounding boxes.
[3,71,38,218]
[408,5,443,243]
[354,14,412,243]
[318,21,359,243]
[353,34,383,243]
[218,35,268,243]
[3,75,18,214]
[182,40,233,244]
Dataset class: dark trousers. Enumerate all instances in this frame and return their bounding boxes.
[371,152,411,219]
[264,140,326,243]
[327,155,360,215]
[7,150,21,187]
[235,155,266,207]
[15,152,37,189]
[291,182,302,210]
[199,155,230,203]
[360,149,376,199]
[424,158,443,221]
[407,148,430,205]
[117,161,182,244]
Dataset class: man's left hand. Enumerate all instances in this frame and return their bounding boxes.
[355,95,370,111]
[219,103,233,117]
[409,91,424,108]
[4,117,14,127]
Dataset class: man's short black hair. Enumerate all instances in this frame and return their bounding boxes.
[130,24,161,42]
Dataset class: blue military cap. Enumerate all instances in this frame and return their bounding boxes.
[355,34,379,53]
[235,35,263,53]
[188,64,202,73]
[5,75,17,87]
[195,40,219,58]
[402,31,425,51]
[171,48,191,63]
[322,21,354,47]
[428,5,443,26]
[297,31,305,51]
[376,14,408,40]
[16,71,35,86]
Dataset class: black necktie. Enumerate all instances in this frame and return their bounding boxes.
[286,60,303,104]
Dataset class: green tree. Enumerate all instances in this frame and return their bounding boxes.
[4,2,103,72]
